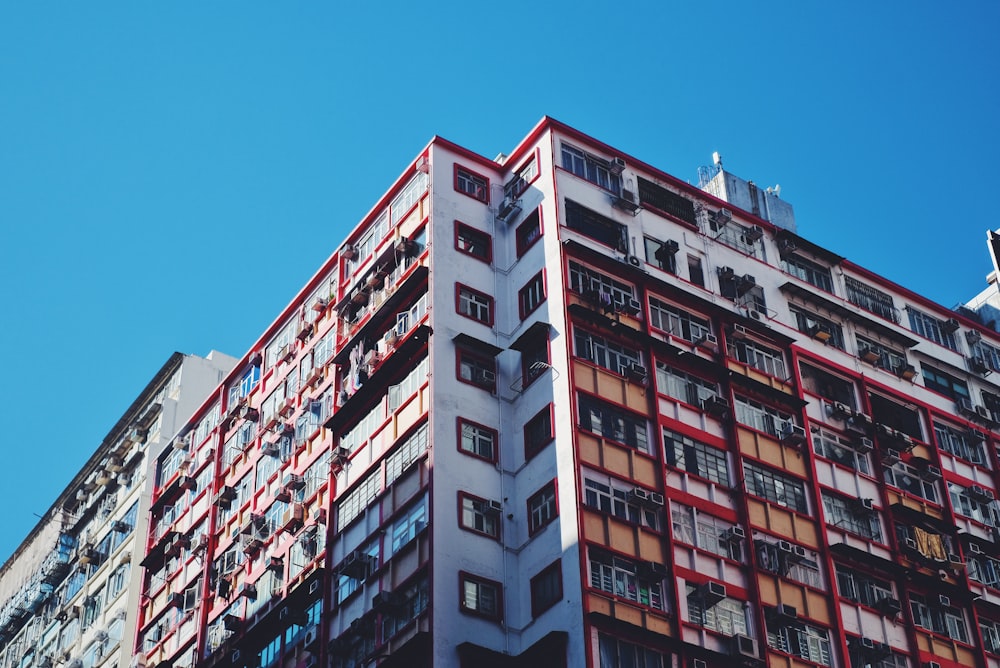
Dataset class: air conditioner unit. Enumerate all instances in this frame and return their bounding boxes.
[487,500,503,513]
[808,323,833,343]
[976,404,991,420]
[718,266,736,278]
[881,448,901,465]
[852,497,875,512]
[779,423,807,446]
[743,225,765,244]
[969,485,993,501]
[628,487,649,504]
[855,437,874,453]
[655,239,680,260]
[692,660,707,668]
[477,369,496,385]
[967,329,983,344]
[731,324,750,339]
[943,318,961,333]
[701,395,730,417]
[938,594,951,607]
[710,208,733,228]
[829,401,853,419]
[860,347,882,365]
[769,603,798,624]
[777,540,793,553]
[722,526,746,542]
[372,590,405,611]
[284,473,305,490]
[303,624,318,647]
[622,297,642,315]
[875,596,902,617]
[691,581,726,607]
[609,157,626,175]
[924,661,942,668]
[920,465,942,481]
[792,545,809,560]
[622,362,648,383]
[948,553,964,568]
[970,356,991,375]
[497,196,522,222]
[903,537,918,552]
[736,274,756,296]
[694,333,719,352]
[648,492,665,506]
[969,542,984,554]
[730,633,757,659]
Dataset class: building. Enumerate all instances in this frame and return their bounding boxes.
[0,352,235,668]
[125,116,1000,668]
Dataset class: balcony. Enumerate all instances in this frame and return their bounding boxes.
[335,255,426,354]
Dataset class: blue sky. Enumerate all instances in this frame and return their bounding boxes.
[1,2,998,561]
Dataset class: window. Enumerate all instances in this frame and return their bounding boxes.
[504,154,538,199]
[822,491,882,541]
[458,418,497,462]
[457,349,496,392]
[971,338,1000,373]
[561,144,621,191]
[970,554,1000,589]
[729,336,787,378]
[921,363,971,401]
[982,618,1000,654]
[686,585,750,635]
[719,268,766,309]
[790,306,845,349]
[647,297,711,342]
[636,176,697,225]
[782,254,833,292]
[519,271,546,318]
[906,307,958,350]
[743,461,809,513]
[388,496,427,557]
[687,255,705,287]
[460,573,502,619]
[663,429,729,485]
[528,481,557,534]
[564,199,627,251]
[460,493,500,539]
[712,219,766,259]
[844,276,899,323]
[868,393,922,439]
[588,549,665,610]
[856,334,908,372]
[455,222,491,263]
[574,328,642,374]
[949,482,1000,526]
[454,165,489,203]
[767,623,832,666]
[568,261,635,305]
[883,461,938,503]
[734,396,799,440]
[584,476,660,530]
[515,208,542,256]
[655,363,719,407]
[835,565,895,608]
[910,592,969,642]
[456,284,494,325]
[530,561,562,617]
[520,336,549,389]
[578,393,649,452]
[597,634,666,668]
[671,503,742,561]
[643,237,677,273]
[812,429,870,475]
[524,405,554,459]
[800,362,857,407]
[935,421,986,466]
[755,539,822,587]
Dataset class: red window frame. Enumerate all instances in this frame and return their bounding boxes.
[456,348,497,393]
[454,221,492,264]
[519,270,547,320]
[524,403,555,460]
[459,571,503,620]
[530,559,563,618]
[456,283,495,327]
[527,480,558,535]
[454,164,490,204]
[456,417,498,463]
[515,208,543,257]
[458,491,501,540]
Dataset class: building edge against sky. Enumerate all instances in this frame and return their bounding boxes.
[0,352,236,668]
[7,116,1000,668]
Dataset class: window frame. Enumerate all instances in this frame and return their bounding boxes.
[457,417,498,463]
[454,221,492,264]
[527,480,558,535]
[456,283,495,326]
[515,207,543,257]
[454,164,490,203]
[530,560,563,618]
[458,492,501,541]
[459,572,503,620]
[518,270,546,319]
[524,404,555,460]
[456,348,497,393]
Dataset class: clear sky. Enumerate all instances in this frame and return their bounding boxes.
[1,2,998,562]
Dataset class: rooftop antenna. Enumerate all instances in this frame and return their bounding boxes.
[712,151,723,173]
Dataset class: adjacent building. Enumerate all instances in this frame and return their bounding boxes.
[9,116,1000,668]
[0,352,235,668]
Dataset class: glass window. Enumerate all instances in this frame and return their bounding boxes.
[528,482,557,534]
[743,461,809,513]
[454,165,489,202]
[589,550,665,610]
[906,307,958,351]
[457,284,494,325]
[782,253,833,292]
[663,429,729,485]
[515,208,542,256]
[574,328,642,374]
[578,394,649,452]
[460,494,500,539]
[461,574,502,619]
[458,418,497,462]
[455,222,491,263]
[821,491,882,541]
[564,199,627,251]
[524,405,554,459]
[530,561,562,617]
[671,503,742,561]
[519,271,546,318]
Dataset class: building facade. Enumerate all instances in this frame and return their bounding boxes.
[0,352,235,668]
[18,117,1000,668]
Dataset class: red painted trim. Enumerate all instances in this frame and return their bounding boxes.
[455,347,497,393]
[527,479,558,536]
[456,416,499,464]
[457,491,501,541]
[453,163,490,204]
[458,570,504,621]
[454,220,493,264]
[455,282,495,327]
